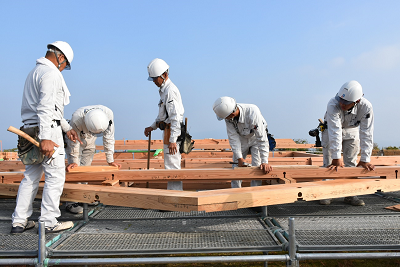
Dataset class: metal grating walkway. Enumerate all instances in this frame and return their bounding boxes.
[1,191,400,258]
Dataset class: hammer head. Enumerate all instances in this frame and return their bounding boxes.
[45,146,63,165]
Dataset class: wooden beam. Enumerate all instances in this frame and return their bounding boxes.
[102,179,120,186]
[96,138,315,151]
[2,166,399,184]
[68,166,119,173]
[1,178,400,212]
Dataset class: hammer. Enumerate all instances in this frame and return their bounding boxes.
[7,126,62,164]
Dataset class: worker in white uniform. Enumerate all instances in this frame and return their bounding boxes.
[144,58,184,191]
[213,97,273,188]
[11,41,81,234]
[65,105,121,213]
[320,80,374,206]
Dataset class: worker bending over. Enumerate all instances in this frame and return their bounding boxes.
[320,80,374,206]
[144,58,185,191]
[213,97,273,188]
[65,105,121,213]
[12,41,81,234]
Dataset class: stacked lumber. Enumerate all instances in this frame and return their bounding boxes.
[0,152,18,160]
[96,138,315,151]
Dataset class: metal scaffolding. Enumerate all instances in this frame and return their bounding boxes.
[1,191,400,266]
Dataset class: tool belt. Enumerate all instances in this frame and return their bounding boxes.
[17,126,45,165]
[177,122,195,154]
[158,121,195,153]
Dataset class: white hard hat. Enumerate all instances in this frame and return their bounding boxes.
[147,58,169,81]
[213,96,237,121]
[47,41,74,70]
[336,80,363,104]
[84,108,109,134]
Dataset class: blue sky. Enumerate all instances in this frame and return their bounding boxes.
[1,1,400,150]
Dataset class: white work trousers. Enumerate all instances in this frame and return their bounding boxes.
[321,130,360,167]
[12,124,65,227]
[231,137,263,188]
[78,133,97,166]
[163,142,182,190]
[65,133,97,206]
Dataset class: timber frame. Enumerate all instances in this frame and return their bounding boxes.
[1,166,400,212]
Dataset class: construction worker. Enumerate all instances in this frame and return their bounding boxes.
[320,80,374,206]
[65,105,121,213]
[11,41,81,234]
[212,97,273,188]
[144,58,184,190]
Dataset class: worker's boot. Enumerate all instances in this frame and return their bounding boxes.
[319,199,332,205]
[66,203,83,214]
[344,196,365,206]
[11,221,35,234]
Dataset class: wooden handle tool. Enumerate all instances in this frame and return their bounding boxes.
[7,126,40,147]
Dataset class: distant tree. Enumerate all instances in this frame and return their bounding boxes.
[293,138,308,144]
[385,146,399,150]
[4,148,17,152]
[373,143,380,150]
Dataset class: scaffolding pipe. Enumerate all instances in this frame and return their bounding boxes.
[4,251,400,266]
[45,255,289,265]
[83,203,89,221]
[261,206,267,217]
[38,221,46,267]
[297,252,400,260]
[0,259,37,265]
[264,218,287,246]
[288,217,299,267]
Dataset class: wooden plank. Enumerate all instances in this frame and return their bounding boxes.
[67,166,119,173]
[2,166,399,184]
[0,161,25,172]
[385,204,400,211]
[102,179,120,186]
[1,178,400,212]
[96,138,315,151]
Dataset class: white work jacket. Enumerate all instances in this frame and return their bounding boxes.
[324,97,374,162]
[150,79,184,143]
[68,105,115,164]
[21,57,72,140]
[225,104,269,164]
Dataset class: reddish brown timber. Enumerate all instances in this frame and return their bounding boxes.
[1,178,400,212]
[96,138,315,151]
[2,166,399,184]
[67,166,119,173]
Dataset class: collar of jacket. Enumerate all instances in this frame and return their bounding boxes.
[237,104,245,123]
[36,57,59,70]
[158,78,172,94]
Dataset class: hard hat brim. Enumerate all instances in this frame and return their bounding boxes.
[216,115,224,121]
[335,95,353,105]
[147,76,154,81]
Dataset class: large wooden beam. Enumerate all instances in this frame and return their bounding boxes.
[1,178,399,212]
[2,166,399,185]
[3,155,400,172]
